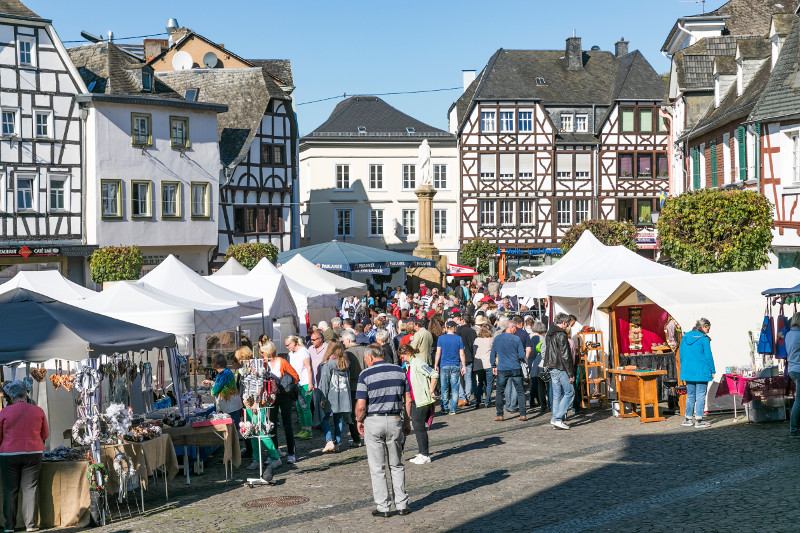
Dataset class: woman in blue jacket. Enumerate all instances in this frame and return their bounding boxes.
[679,318,716,428]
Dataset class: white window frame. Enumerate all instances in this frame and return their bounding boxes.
[433,208,447,236]
[556,199,572,226]
[499,200,514,226]
[561,114,574,133]
[369,209,384,237]
[556,171,572,179]
[15,174,36,212]
[575,198,590,224]
[722,132,731,185]
[48,174,68,212]
[0,171,6,212]
[190,182,210,218]
[402,208,417,236]
[575,114,588,133]
[433,164,448,190]
[519,199,534,226]
[369,164,383,191]
[518,111,533,132]
[499,111,514,133]
[131,180,152,218]
[402,164,416,190]
[699,143,706,187]
[335,164,351,190]
[479,155,495,179]
[479,200,495,227]
[791,133,800,185]
[335,208,353,237]
[1,108,19,137]
[17,36,35,67]
[34,109,53,139]
[101,180,121,218]
[481,111,496,133]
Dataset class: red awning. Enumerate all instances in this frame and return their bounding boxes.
[446,263,478,276]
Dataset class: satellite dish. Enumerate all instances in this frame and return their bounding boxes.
[202,51,218,69]
[172,50,192,71]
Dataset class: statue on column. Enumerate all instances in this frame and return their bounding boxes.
[417,139,432,186]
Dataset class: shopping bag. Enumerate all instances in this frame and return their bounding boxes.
[757,302,774,355]
[776,305,789,358]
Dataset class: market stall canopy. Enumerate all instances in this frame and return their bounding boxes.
[250,258,339,310]
[140,255,263,318]
[278,255,366,298]
[447,263,477,276]
[0,270,96,301]
[597,268,800,410]
[211,257,250,276]
[205,272,297,320]
[276,240,435,271]
[761,282,800,296]
[0,288,176,364]
[72,281,240,335]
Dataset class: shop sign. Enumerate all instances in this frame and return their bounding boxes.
[497,247,562,256]
[0,245,61,258]
[635,229,659,250]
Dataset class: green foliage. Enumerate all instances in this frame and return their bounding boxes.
[225,242,278,270]
[373,267,401,288]
[89,246,144,284]
[561,219,638,253]
[460,238,497,276]
[656,188,773,273]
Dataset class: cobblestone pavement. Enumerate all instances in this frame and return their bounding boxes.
[58,403,800,533]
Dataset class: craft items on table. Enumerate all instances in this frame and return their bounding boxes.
[43,446,86,462]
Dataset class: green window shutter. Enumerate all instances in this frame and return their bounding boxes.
[710,141,718,187]
[737,126,747,181]
[693,147,701,189]
[754,123,761,181]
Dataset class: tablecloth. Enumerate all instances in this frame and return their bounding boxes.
[0,460,91,529]
[715,374,795,404]
[101,434,179,493]
[162,423,241,469]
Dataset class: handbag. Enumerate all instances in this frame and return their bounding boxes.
[757,301,775,355]
[520,360,530,380]
[776,304,789,359]
[540,367,551,383]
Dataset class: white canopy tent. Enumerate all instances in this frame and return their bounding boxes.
[598,268,800,411]
[278,254,366,299]
[0,270,96,301]
[211,256,250,276]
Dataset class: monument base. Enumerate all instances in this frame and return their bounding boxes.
[406,256,447,294]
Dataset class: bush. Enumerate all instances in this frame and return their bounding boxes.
[656,188,773,273]
[224,242,278,270]
[89,246,144,284]
[560,219,637,253]
[460,238,497,276]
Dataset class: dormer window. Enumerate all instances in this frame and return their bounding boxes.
[536,77,545,85]
[184,88,198,102]
[142,72,152,92]
[736,58,743,97]
[358,126,367,133]
[406,127,415,133]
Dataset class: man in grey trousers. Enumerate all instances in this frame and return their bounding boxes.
[355,345,413,517]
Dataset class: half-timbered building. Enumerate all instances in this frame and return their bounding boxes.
[147,27,298,265]
[451,36,668,272]
[0,0,87,283]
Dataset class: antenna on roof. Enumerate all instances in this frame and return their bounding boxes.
[572,28,576,38]
[679,0,706,14]
[80,30,104,43]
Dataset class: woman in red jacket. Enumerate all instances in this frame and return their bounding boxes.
[0,380,48,532]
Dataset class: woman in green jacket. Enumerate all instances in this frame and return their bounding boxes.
[399,343,439,465]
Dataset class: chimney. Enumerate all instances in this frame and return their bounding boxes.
[144,39,168,62]
[462,70,476,93]
[615,37,629,57]
[566,35,583,70]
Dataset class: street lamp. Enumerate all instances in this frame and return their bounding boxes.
[300,210,310,226]
[650,211,660,224]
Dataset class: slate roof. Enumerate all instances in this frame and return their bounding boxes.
[673,36,762,90]
[451,46,666,134]
[682,58,771,141]
[306,96,451,141]
[247,59,293,87]
[0,0,40,19]
[156,68,282,167]
[738,38,771,58]
[750,16,800,122]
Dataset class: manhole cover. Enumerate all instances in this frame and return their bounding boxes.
[243,496,309,508]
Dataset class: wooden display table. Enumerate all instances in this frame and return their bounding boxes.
[608,368,667,423]
[162,421,241,484]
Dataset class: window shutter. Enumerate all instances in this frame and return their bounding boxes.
[556,153,572,174]
[499,154,515,177]
[710,141,718,187]
[754,123,761,181]
[693,147,701,189]
[575,153,591,174]
[737,126,747,181]
[480,154,496,176]
[518,153,534,175]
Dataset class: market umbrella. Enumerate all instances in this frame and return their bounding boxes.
[276,240,435,272]
[278,255,367,298]
[0,288,176,364]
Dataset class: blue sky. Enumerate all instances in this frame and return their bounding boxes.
[30,0,708,135]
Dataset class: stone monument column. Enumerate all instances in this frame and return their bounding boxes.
[408,140,447,291]
[412,184,439,260]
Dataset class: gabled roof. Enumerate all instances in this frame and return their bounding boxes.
[156,68,282,167]
[737,38,771,58]
[772,13,795,36]
[0,0,40,20]
[304,96,452,141]
[682,58,771,141]
[68,42,177,96]
[146,30,254,69]
[750,16,800,122]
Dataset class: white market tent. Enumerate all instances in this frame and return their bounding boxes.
[251,258,339,313]
[211,257,250,276]
[278,254,366,299]
[72,280,240,335]
[598,268,800,411]
[140,254,263,318]
[0,270,96,301]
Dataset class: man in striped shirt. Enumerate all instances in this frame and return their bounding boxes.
[355,345,412,517]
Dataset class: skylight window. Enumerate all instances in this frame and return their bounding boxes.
[184,88,198,102]
[357,126,367,133]
[406,127,415,133]
[536,77,546,85]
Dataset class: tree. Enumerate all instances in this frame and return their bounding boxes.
[560,219,637,253]
[656,188,773,273]
[373,267,401,289]
[224,242,279,270]
[460,238,497,276]
[89,246,144,284]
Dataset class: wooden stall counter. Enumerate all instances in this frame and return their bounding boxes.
[608,368,667,423]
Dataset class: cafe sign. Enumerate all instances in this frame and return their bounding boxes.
[0,245,61,258]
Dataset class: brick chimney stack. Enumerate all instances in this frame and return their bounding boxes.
[566,35,583,70]
[615,37,629,57]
